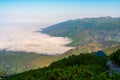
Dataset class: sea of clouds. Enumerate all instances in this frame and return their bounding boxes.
[0,23,73,55]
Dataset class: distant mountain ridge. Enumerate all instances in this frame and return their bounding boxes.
[42,17,120,46]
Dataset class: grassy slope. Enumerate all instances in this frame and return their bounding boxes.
[0,51,57,75]
[61,41,120,58]
[104,45,120,55]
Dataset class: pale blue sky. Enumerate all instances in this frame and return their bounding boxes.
[0,0,120,24]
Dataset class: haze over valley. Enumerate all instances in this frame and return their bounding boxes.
[0,23,73,55]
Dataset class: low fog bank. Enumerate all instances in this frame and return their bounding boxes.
[0,23,73,55]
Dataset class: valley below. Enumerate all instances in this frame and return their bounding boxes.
[0,24,73,55]
[1,0,120,79]
[0,17,120,79]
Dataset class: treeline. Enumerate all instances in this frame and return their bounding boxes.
[3,49,120,80]
[110,49,120,65]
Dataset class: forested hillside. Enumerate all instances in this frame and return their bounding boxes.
[3,49,120,80]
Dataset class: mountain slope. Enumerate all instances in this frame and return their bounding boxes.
[0,51,57,75]
[60,41,120,58]
[1,41,119,75]
[4,50,120,80]
[42,17,120,46]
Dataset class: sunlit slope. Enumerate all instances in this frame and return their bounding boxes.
[61,41,120,58]
[4,49,120,80]
[0,51,57,75]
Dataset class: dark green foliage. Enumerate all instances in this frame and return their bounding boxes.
[4,53,108,80]
[110,49,120,65]
[3,50,120,80]
[49,54,107,69]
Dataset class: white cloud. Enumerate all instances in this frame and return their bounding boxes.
[0,23,73,55]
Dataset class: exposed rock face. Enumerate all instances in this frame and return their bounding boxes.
[106,60,120,76]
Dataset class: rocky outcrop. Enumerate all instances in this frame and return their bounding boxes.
[106,60,120,76]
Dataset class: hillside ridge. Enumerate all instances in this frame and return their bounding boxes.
[41,17,120,46]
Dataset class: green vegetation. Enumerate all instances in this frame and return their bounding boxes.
[104,45,120,55]
[0,70,6,78]
[3,49,120,80]
[0,42,119,76]
[0,51,57,75]
[42,17,120,46]
[110,49,120,65]
[1,17,120,79]
[61,41,120,58]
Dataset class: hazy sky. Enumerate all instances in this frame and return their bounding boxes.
[0,0,120,24]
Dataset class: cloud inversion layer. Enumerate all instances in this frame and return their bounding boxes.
[0,24,73,55]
